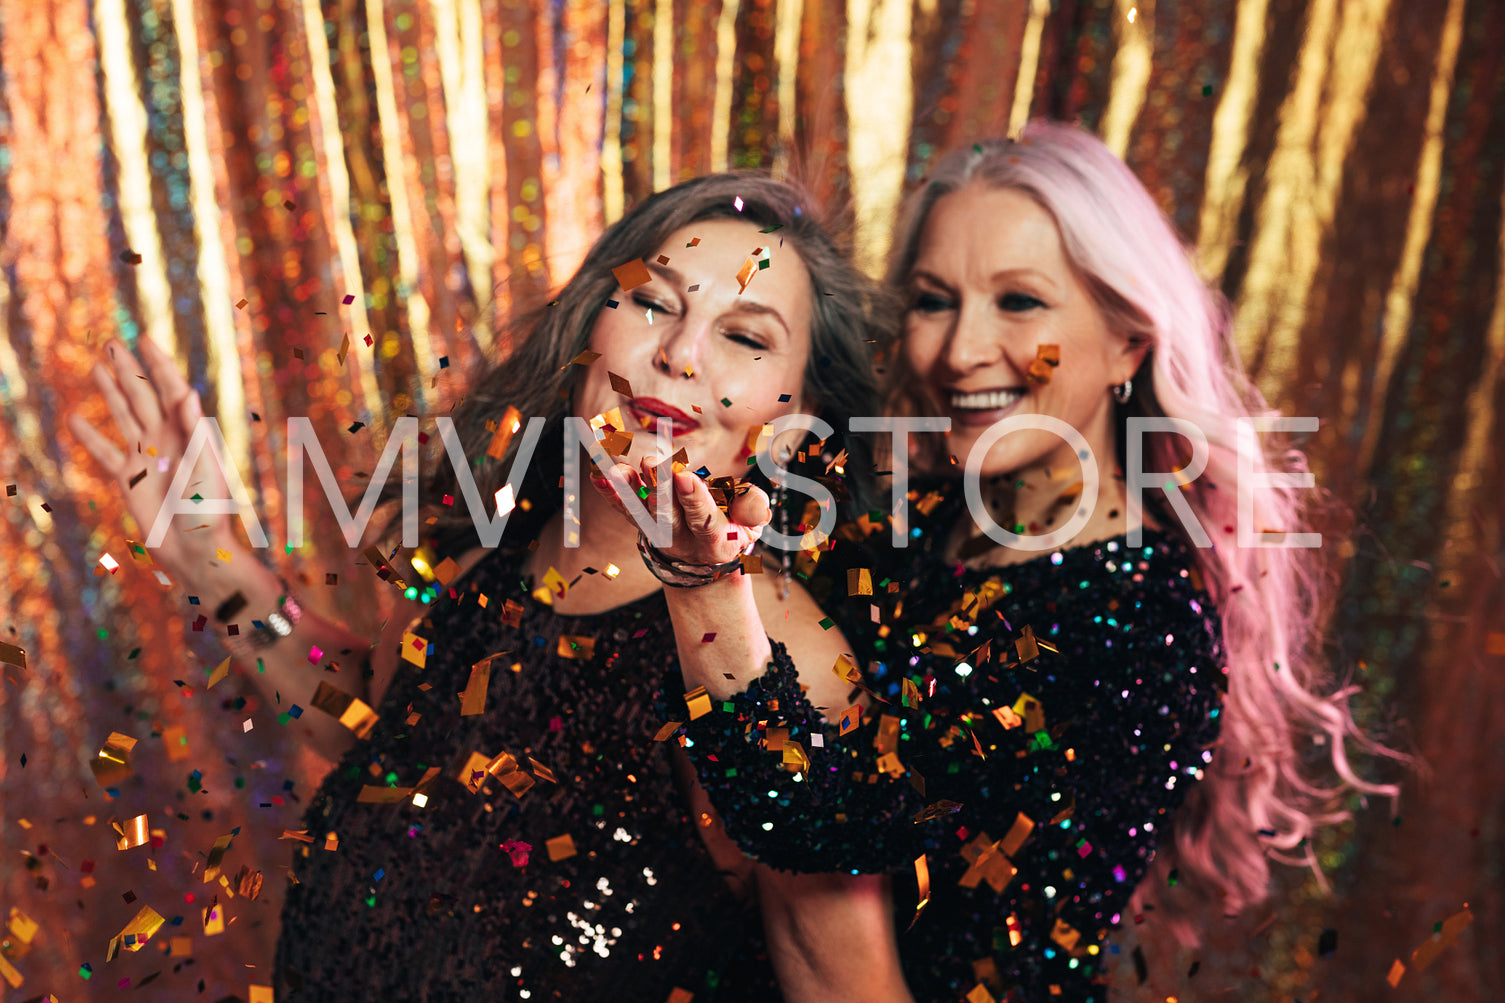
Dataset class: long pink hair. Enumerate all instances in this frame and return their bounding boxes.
[884,120,1403,944]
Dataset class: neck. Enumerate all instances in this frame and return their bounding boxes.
[531,486,662,612]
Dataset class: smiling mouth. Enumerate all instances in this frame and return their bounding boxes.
[948,388,1026,411]
[626,397,701,435]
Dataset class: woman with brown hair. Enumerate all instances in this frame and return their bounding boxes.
[70,173,912,1000]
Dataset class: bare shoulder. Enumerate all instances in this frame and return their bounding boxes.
[748,572,858,720]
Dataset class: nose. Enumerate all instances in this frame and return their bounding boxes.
[940,299,1005,375]
[653,311,709,379]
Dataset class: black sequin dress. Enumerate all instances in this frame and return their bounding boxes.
[671,484,1225,1001]
[275,545,782,1001]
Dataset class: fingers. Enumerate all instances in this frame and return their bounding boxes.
[106,338,164,433]
[727,483,772,531]
[141,336,194,421]
[91,359,144,445]
[67,411,126,476]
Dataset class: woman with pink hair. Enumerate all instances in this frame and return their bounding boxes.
[599,121,1399,1000]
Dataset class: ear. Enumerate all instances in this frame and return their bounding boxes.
[1113,335,1151,386]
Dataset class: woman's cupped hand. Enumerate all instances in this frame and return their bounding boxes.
[589,456,772,566]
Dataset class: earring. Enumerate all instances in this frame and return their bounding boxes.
[1112,378,1133,404]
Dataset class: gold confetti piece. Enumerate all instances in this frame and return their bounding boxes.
[874,714,901,755]
[249,986,274,1003]
[203,833,235,883]
[832,653,862,685]
[557,634,596,660]
[1050,918,1081,953]
[202,904,225,936]
[483,407,522,460]
[400,631,429,669]
[456,750,491,789]
[838,705,863,735]
[1486,631,1505,656]
[433,556,461,585]
[568,349,603,366]
[214,548,232,563]
[206,656,232,689]
[8,907,38,945]
[765,727,788,751]
[601,429,633,456]
[0,641,26,686]
[545,834,577,861]
[1035,343,1060,366]
[909,854,931,931]
[357,786,412,804]
[169,935,193,957]
[1012,692,1046,733]
[106,904,166,961]
[847,568,873,596]
[608,371,633,396]
[3,953,29,986]
[309,681,379,738]
[235,297,248,309]
[91,732,139,787]
[541,566,570,602]
[611,258,652,290]
[685,686,713,720]
[739,553,764,574]
[875,751,904,777]
[162,724,190,762]
[527,758,558,784]
[652,721,683,742]
[324,831,339,851]
[999,812,1036,857]
[1409,905,1474,973]
[460,658,493,716]
[965,983,997,1003]
[992,705,1023,730]
[337,333,350,366]
[1014,625,1040,662]
[902,677,923,706]
[735,248,765,294]
[958,832,1018,892]
[1385,959,1405,988]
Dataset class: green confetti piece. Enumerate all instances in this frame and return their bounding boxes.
[720,397,733,407]
[817,616,835,630]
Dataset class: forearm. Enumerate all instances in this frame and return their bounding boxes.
[759,868,913,1003]
[193,540,373,764]
[662,571,773,700]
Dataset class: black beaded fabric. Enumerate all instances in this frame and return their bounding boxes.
[672,484,1226,1001]
[274,545,782,1001]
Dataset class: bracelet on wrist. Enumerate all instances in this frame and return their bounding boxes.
[227,580,305,652]
[636,533,746,589]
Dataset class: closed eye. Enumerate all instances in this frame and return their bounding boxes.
[724,329,767,350]
[909,292,953,314]
[632,294,674,314]
[998,292,1045,312]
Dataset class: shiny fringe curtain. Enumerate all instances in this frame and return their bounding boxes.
[1,0,1501,999]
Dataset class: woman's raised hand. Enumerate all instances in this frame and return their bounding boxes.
[590,456,773,566]
[66,337,242,588]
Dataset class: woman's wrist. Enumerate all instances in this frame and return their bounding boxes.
[637,532,748,588]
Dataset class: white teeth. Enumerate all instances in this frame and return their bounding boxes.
[950,389,1024,410]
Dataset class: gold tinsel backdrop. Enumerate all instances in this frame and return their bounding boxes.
[1,0,1501,999]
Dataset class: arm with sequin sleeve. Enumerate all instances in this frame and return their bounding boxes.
[670,638,947,874]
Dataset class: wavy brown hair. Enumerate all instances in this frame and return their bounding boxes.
[377,172,895,559]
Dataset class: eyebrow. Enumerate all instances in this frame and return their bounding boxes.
[646,262,791,338]
[909,266,1059,294]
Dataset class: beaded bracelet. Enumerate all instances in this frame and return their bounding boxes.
[636,533,746,589]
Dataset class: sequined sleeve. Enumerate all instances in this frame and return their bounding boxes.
[675,639,935,874]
